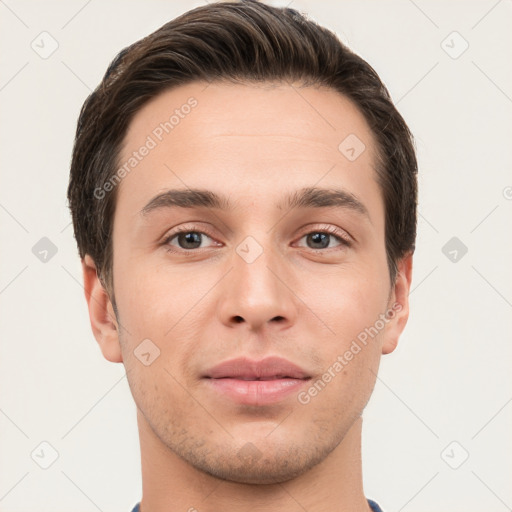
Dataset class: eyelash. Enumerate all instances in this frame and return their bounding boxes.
[305,225,351,247]
[163,224,352,254]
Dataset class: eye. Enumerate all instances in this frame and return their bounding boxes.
[164,229,218,251]
[296,227,351,250]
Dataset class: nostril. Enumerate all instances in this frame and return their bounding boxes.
[233,316,244,323]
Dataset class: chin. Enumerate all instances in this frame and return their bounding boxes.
[185,441,332,485]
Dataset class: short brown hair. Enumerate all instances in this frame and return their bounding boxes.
[67,0,417,298]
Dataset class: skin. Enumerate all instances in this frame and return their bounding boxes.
[82,81,413,512]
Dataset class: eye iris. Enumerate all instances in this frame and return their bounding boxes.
[307,232,330,249]
[178,232,202,249]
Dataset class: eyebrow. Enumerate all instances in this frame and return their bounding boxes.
[140,186,369,219]
[141,188,231,215]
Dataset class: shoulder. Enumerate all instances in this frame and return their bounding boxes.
[368,498,385,512]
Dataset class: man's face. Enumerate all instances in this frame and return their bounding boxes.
[89,81,410,484]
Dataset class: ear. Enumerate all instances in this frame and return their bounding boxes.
[381,253,413,355]
[82,254,123,363]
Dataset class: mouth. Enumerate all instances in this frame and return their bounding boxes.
[221,376,301,380]
[203,356,311,405]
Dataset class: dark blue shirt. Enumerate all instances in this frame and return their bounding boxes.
[131,498,383,511]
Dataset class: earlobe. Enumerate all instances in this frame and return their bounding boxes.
[381,253,413,355]
[82,254,123,363]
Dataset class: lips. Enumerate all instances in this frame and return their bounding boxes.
[204,356,310,380]
[203,356,311,405]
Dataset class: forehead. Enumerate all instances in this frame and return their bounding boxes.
[123,80,375,154]
[115,81,381,221]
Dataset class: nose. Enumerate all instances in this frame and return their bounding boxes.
[217,242,299,332]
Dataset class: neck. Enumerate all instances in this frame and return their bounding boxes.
[137,410,370,512]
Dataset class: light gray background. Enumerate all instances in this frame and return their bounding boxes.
[1,1,511,511]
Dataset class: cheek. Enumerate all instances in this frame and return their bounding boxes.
[306,268,388,338]
[114,260,211,378]
[124,353,195,438]
[113,254,182,330]
[297,266,389,405]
